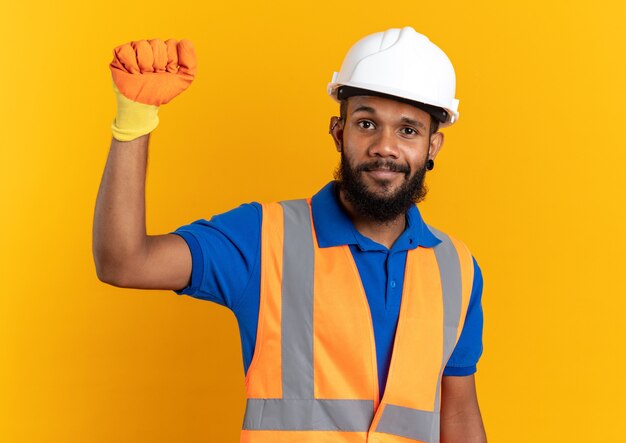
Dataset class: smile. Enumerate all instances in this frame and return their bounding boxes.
[365,169,403,180]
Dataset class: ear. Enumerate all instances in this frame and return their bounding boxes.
[428,130,444,161]
[329,116,344,152]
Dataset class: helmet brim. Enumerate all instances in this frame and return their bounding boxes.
[334,85,449,125]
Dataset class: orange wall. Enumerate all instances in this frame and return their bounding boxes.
[1,0,625,441]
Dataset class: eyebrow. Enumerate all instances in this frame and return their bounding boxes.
[400,116,426,130]
[351,105,426,129]
[351,105,376,115]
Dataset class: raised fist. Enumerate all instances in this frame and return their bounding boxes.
[109,38,197,106]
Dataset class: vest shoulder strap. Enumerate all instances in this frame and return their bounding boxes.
[424,223,475,343]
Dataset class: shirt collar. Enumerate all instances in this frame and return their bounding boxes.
[310,181,442,251]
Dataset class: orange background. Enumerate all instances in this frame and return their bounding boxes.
[1,0,625,441]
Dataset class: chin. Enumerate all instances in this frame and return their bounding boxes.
[365,176,403,191]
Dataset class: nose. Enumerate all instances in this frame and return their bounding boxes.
[368,126,399,159]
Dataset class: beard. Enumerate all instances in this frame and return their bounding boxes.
[334,151,429,224]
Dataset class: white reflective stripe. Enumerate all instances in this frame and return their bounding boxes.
[243,398,374,431]
[429,225,463,414]
[279,200,315,399]
[375,404,439,443]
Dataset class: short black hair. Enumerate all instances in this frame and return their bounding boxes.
[339,98,440,135]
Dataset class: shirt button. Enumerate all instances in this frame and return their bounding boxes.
[390,280,396,288]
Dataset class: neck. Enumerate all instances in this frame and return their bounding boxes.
[337,186,407,249]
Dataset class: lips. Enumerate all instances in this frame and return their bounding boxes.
[365,169,402,180]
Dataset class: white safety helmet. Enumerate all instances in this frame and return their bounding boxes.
[328,26,459,128]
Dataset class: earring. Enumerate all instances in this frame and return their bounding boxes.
[426,159,434,170]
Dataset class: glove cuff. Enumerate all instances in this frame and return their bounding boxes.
[111,80,160,142]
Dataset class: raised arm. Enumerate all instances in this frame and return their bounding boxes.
[92,135,192,290]
[92,38,197,290]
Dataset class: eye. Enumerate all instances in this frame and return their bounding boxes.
[357,120,375,130]
[401,127,418,136]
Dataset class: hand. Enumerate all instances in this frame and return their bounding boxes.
[110,38,196,106]
[109,38,197,141]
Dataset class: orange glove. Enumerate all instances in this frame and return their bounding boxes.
[109,38,197,141]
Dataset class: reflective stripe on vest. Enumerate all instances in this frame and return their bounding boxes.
[241,199,474,443]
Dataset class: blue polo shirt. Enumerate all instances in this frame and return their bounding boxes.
[170,181,484,401]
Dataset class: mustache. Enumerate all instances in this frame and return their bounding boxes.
[356,160,410,174]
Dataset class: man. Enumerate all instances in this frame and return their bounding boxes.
[93,26,487,442]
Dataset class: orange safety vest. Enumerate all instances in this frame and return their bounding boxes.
[240,199,474,443]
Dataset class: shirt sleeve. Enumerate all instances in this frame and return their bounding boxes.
[443,255,484,376]
[168,202,262,311]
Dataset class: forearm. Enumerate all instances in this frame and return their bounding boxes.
[440,408,487,443]
[440,375,487,443]
[92,134,150,282]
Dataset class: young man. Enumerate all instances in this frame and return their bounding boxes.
[94,26,487,442]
